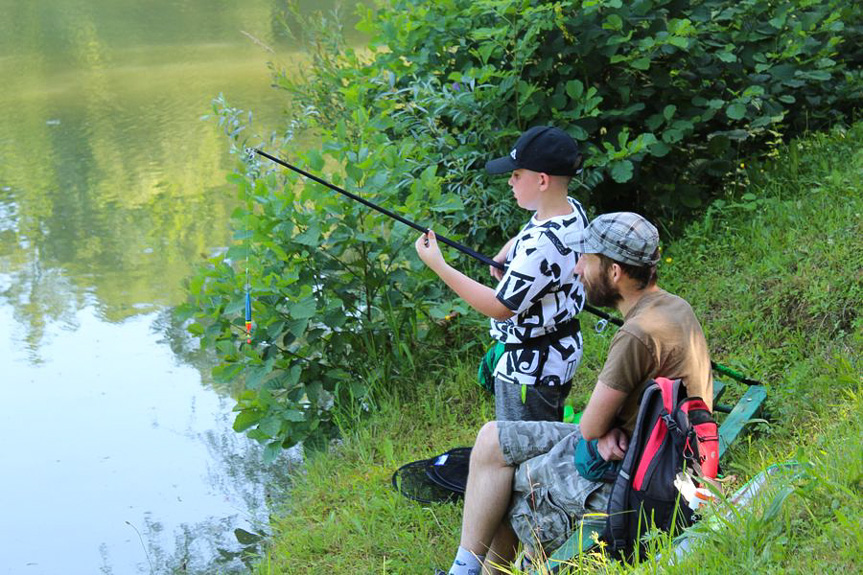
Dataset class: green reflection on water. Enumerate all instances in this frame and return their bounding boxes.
[0,0,358,355]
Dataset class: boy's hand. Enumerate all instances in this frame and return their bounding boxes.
[415,230,446,272]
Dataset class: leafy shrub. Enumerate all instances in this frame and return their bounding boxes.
[353,0,862,216]
[182,0,863,453]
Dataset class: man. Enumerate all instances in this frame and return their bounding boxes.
[437,212,713,575]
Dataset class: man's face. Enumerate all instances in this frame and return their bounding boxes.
[575,253,621,308]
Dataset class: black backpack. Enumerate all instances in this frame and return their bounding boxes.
[602,377,719,559]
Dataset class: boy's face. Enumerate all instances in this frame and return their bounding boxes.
[507,168,545,210]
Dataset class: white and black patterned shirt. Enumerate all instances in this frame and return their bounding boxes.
[490,197,588,386]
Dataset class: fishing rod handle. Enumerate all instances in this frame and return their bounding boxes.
[712,362,763,386]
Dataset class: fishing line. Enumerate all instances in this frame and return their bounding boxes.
[244,148,259,346]
[254,149,762,386]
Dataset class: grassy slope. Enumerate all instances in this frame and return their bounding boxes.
[253,124,862,574]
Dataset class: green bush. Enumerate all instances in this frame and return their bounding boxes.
[349,0,862,216]
[182,0,863,453]
[178,96,478,458]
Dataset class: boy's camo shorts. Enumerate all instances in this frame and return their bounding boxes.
[498,420,611,553]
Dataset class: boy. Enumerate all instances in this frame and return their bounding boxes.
[415,126,588,422]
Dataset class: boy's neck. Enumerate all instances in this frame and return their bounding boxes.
[534,191,573,221]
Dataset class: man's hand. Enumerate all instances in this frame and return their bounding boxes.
[596,428,629,461]
[415,229,446,273]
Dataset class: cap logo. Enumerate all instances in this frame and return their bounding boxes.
[510,148,517,160]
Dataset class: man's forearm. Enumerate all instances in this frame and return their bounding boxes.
[579,380,628,440]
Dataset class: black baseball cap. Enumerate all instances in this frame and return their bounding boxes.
[485,126,582,176]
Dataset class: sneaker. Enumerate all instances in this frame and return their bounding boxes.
[433,570,448,575]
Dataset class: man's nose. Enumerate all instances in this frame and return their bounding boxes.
[574,256,584,275]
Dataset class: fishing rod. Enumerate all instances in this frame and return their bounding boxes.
[254,148,762,386]
[254,149,498,269]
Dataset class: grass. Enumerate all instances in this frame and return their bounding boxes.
[251,123,862,574]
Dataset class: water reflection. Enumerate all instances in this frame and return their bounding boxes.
[0,0,359,572]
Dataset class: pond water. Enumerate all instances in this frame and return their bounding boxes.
[0,1,359,573]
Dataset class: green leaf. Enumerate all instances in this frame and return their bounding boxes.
[668,36,689,49]
[477,42,497,63]
[294,225,321,246]
[610,160,634,183]
[631,57,650,71]
[186,322,204,336]
[743,85,766,98]
[234,528,262,545]
[646,113,664,131]
[226,244,250,261]
[288,318,309,338]
[345,163,363,182]
[213,363,243,384]
[650,141,672,158]
[233,410,263,433]
[263,442,282,464]
[603,14,623,32]
[565,79,584,100]
[768,15,787,29]
[224,296,245,316]
[258,416,282,437]
[307,149,324,172]
[283,410,306,422]
[662,128,684,144]
[796,70,831,82]
[290,298,317,319]
[246,365,272,390]
[663,105,677,121]
[726,103,747,120]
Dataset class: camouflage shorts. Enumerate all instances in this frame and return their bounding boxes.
[498,421,611,553]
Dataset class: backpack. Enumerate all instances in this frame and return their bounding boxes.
[602,377,719,559]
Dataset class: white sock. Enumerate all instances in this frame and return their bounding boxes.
[448,546,484,575]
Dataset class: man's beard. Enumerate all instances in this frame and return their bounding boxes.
[584,271,622,309]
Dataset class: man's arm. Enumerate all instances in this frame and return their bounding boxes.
[416,230,514,321]
[579,381,630,461]
[579,380,628,441]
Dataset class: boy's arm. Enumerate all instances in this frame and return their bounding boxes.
[416,230,514,321]
[490,237,516,281]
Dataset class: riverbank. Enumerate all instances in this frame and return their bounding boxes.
[253,124,862,574]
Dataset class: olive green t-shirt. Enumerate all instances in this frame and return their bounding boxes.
[598,289,713,434]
